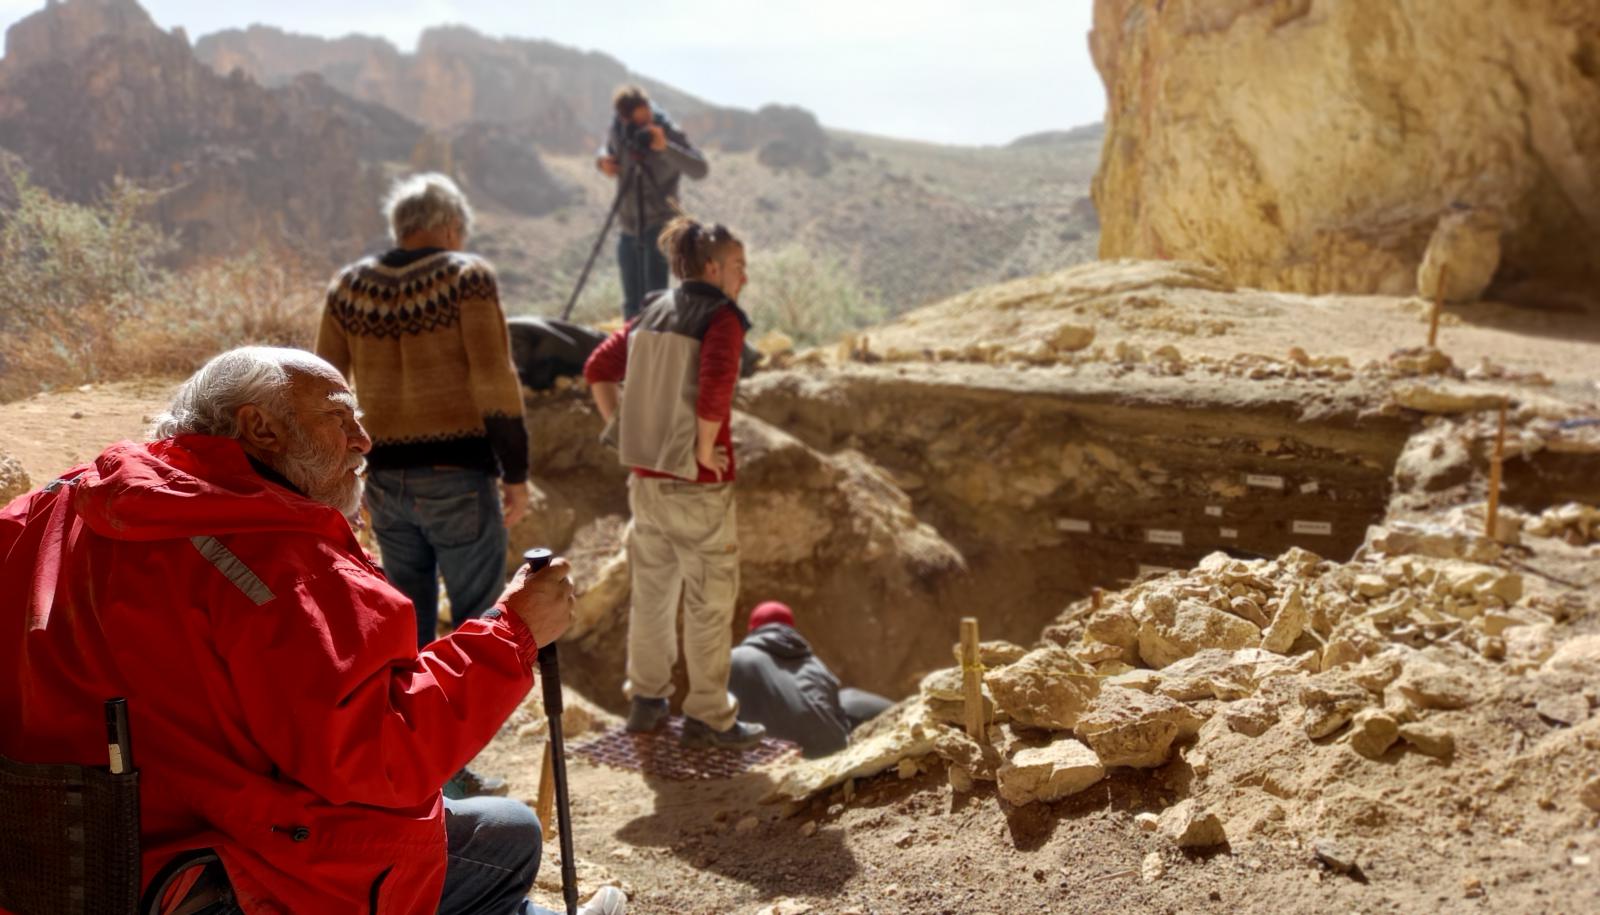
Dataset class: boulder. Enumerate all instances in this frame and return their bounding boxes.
[1157,799,1226,849]
[986,646,1100,731]
[995,739,1105,806]
[1260,585,1307,654]
[1222,698,1279,737]
[1075,688,1206,769]
[1348,710,1400,760]
[1090,0,1600,300]
[0,451,30,506]
[1394,657,1477,711]
[1397,722,1455,760]
[1299,677,1371,739]
[1137,596,1263,669]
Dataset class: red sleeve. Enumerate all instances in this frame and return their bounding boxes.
[696,308,745,422]
[583,325,631,384]
[217,564,536,809]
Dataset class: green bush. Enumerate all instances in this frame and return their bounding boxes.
[742,244,883,347]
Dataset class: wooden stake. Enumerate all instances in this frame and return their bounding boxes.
[960,617,985,742]
[1486,398,1507,539]
[1427,265,1448,349]
[1091,587,1104,612]
[536,741,556,833]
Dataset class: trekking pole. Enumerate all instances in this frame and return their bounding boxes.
[524,548,580,915]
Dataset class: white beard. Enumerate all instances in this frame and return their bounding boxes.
[274,427,366,517]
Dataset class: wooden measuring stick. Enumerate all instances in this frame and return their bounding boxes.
[1427,265,1448,349]
[536,741,556,834]
[960,617,985,741]
[1486,398,1507,538]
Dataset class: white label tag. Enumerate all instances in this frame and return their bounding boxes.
[1204,506,1223,517]
[1246,473,1285,490]
[1300,481,1319,494]
[1138,564,1176,578]
[1146,529,1184,546]
[1292,520,1333,536]
[1056,518,1091,533]
[1220,527,1239,539]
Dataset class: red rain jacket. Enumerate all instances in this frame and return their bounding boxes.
[0,436,539,913]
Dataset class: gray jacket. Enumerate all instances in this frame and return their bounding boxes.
[732,624,852,758]
[600,109,709,235]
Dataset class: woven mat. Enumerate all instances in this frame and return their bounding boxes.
[570,717,798,781]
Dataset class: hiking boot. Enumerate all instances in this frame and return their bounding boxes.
[679,717,766,750]
[624,697,670,733]
[442,766,508,800]
[578,885,628,915]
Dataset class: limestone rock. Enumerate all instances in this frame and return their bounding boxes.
[931,728,1002,783]
[1082,606,1141,666]
[1222,698,1278,737]
[996,739,1105,806]
[1417,205,1503,303]
[1090,0,1600,300]
[948,640,1028,668]
[1299,677,1370,739]
[1393,383,1511,415]
[1075,688,1206,769]
[1140,851,1164,883]
[986,646,1100,731]
[1394,658,1476,711]
[1398,722,1455,759]
[1543,635,1600,678]
[1348,710,1400,760]
[1137,597,1263,669]
[0,452,29,506]
[1155,648,1315,702]
[772,711,935,802]
[1047,323,1096,353]
[1157,799,1226,849]
[1260,586,1307,654]
[1581,775,1600,814]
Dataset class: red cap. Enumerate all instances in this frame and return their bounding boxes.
[747,601,796,632]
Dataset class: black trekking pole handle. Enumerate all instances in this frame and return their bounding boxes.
[524,548,579,915]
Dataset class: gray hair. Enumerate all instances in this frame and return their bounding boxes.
[383,172,473,244]
[149,347,332,441]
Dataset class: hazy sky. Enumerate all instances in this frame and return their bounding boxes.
[0,0,1105,145]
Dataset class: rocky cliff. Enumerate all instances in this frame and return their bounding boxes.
[0,0,412,260]
[1090,0,1600,303]
[195,24,840,172]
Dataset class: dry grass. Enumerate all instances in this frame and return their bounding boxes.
[0,172,322,402]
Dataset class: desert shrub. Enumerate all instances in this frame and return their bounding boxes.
[742,244,883,347]
[0,169,321,401]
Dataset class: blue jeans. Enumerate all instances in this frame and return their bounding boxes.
[365,467,508,650]
[618,224,669,322]
[440,797,561,915]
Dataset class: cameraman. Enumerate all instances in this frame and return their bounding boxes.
[596,85,709,320]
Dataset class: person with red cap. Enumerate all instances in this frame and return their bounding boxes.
[728,601,893,758]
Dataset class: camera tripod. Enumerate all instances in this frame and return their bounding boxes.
[559,146,677,322]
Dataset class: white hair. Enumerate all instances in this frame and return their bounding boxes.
[383,172,474,244]
[149,347,333,441]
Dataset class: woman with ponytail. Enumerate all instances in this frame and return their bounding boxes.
[582,216,766,750]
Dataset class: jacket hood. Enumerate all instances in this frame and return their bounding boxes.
[743,623,814,660]
[71,436,355,544]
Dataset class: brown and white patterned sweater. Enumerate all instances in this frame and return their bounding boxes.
[316,247,529,483]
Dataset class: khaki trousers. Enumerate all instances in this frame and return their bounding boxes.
[624,476,740,730]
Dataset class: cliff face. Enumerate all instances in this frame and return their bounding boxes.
[0,0,412,261]
[195,24,839,171]
[1090,0,1600,302]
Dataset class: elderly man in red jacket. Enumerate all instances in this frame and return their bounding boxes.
[0,347,625,914]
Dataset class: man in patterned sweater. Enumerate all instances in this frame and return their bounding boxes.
[317,174,530,796]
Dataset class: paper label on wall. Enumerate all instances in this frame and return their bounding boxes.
[1292,520,1333,536]
[1300,481,1319,494]
[1146,529,1184,546]
[1138,564,1177,578]
[1056,518,1092,533]
[1246,473,1285,490]
[1220,527,1239,539]
[1205,506,1223,517]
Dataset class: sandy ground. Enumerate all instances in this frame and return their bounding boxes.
[2,273,1597,914]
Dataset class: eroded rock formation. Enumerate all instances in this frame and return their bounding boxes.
[1090,0,1600,301]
